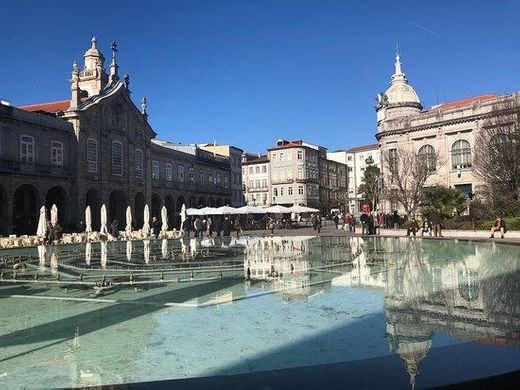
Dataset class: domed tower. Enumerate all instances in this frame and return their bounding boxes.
[76,37,108,97]
[376,53,423,131]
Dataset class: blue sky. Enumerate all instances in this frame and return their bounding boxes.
[1,0,520,153]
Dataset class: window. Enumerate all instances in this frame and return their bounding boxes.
[288,187,293,195]
[388,148,398,173]
[297,150,303,160]
[216,172,221,186]
[20,135,35,163]
[177,165,185,182]
[280,187,284,196]
[272,153,277,161]
[208,171,213,185]
[418,144,436,173]
[135,149,143,178]
[51,141,63,166]
[261,179,267,189]
[262,165,267,173]
[111,141,123,176]
[298,186,304,195]
[255,166,260,174]
[189,168,194,183]
[248,180,254,190]
[166,163,173,181]
[347,167,353,172]
[152,160,160,180]
[280,152,284,161]
[273,188,278,196]
[199,169,204,184]
[297,168,304,179]
[249,166,254,174]
[451,140,472,169]
[347,156,352,161]
[255,180,260,189]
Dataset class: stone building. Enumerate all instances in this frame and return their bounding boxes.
[266,139,348,212]
[241,153,270,206]
[0,38,232,235]
[328,143,381,214]
[197,143,244,207]
[376,53,520,212]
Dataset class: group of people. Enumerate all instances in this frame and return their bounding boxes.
[406,210,442,237]
[44,221,63,244]
[182,215,239,239]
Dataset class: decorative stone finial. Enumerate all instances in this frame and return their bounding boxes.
[109,41,119,83]
[395,53,402,75]
[141,97,147,115]
[91,36,97,48]
[72,61,79,75]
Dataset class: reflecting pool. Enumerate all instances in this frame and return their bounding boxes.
[0,237,518,388]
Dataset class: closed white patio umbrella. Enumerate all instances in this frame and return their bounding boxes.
[180,204,187,227]
[36,206,47,236]
[142,204,150,235]
[50,204,58,225]
[161,206,168,231]
[100,204,108,235]
[85,206,92,233]
[125,206,133,235]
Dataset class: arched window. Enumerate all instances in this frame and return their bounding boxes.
[177,164,185,182]
[189,167,194,183]
[418,144,436,173]
[112,141,123,176]
[458,269,480,302]
[199,169,204,184]
[87,138,98,173]
[451,139,471,169]
[489,133,510,157]
[51,141,64,166]
[135,149,143,178]
[152,160,160,180]
[166,163,173,181]
[20,135,35,163]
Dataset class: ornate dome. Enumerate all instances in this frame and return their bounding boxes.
[384,54,421,105]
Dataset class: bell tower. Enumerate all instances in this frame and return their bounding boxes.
[77,37,108,97]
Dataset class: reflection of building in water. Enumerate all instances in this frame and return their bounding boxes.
[243,236,357,300]
[332,237,520,388]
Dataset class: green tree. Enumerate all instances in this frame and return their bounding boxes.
[358,165,381,210]
[420,185,467,217]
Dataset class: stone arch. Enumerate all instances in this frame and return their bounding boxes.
[152,193,162,220]
[208,197,215,207]
[189,196,196,208]
[13,184,40,235]
[165,195,176,229]
[134,192,146,229]
[176,195,186,212]
[109,190,127,230]
[0,184,8,236]
[216,198,223,207]
[45,185,69,230]
[225,198,231,206]
[85,188,101,231]
[198,196,206,208]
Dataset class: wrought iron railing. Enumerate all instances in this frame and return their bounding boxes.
[0,159,75,178]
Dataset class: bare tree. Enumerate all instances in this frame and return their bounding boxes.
[474,102,520,213]
[382,147,439,217]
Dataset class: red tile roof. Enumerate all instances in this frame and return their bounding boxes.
[19,100,70,113]
[346,143,379,153]
[432,94,498,110]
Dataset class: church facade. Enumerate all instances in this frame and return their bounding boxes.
[376,53,520,213]
[0,38,233,235]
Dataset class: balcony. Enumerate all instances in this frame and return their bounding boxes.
[0,159,75,178]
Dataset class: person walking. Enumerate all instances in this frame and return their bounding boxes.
[421,217,432,237]
[333,214,339,229]
[194,217,203,238]
[430,209,442,237]
[151,217,161,239]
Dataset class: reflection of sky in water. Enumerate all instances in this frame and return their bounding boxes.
[0,236,518,388]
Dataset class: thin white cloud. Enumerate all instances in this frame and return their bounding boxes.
[409,22,441,37]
